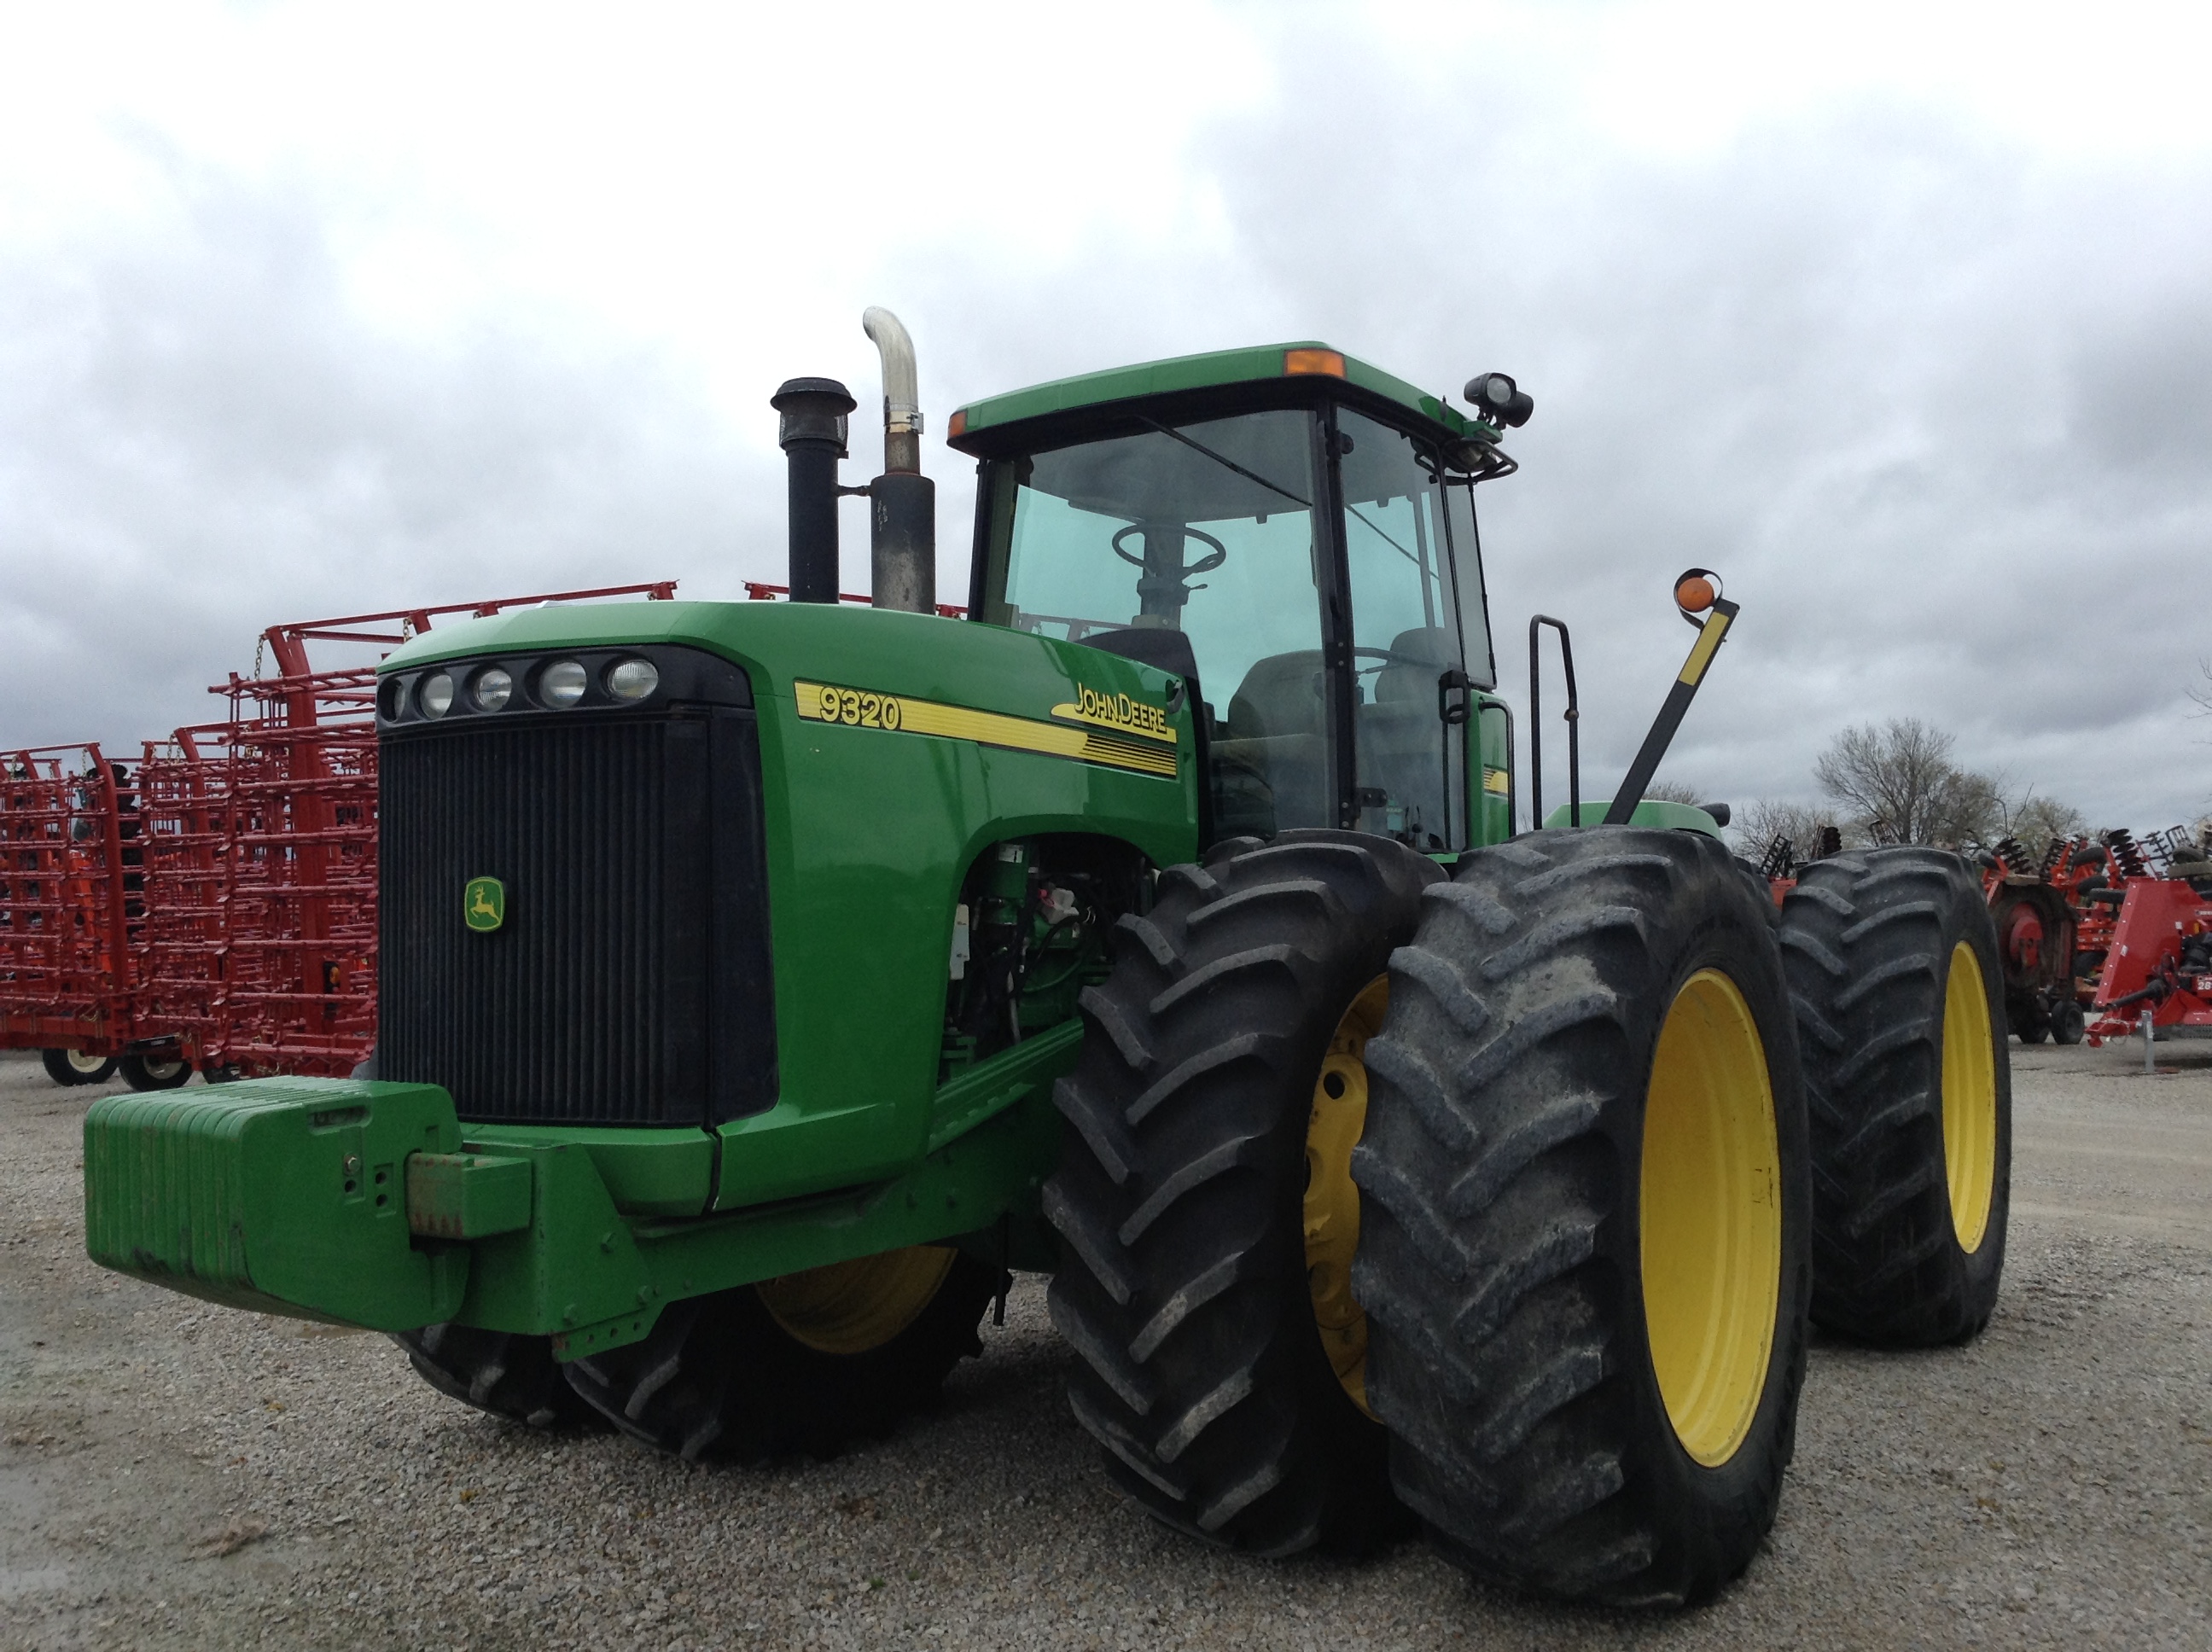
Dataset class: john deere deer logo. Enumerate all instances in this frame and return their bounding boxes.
[464,876,505,933]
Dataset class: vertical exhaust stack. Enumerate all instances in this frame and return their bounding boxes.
[771,376,855,603]
[862,306,936,614]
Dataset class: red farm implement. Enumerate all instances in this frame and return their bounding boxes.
[2,581,680,1089]
[1978,835,2082,1044]
[2080,827,2212,1046]
[0,746,187,1085]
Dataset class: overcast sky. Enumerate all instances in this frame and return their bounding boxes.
[3,2,2209,831]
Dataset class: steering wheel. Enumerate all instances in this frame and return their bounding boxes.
[1111,521,1229,573]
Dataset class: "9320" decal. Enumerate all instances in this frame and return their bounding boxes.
[806,683,904,730]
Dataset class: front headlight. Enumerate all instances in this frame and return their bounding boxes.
[419,673,455,718]
[539,660,588,707]
[606,658,659,702]
[474,666,515,712]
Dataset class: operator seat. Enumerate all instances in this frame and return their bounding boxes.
[1215,650,1330,837]
[1362,626,1459,849]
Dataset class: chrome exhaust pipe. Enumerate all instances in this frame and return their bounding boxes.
[861,307,935,614]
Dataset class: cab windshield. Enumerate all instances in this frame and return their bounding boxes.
[983,403,1489,849]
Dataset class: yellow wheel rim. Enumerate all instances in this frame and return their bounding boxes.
[755,1245,956,1355]
[1639,969,1783,1468]
[1306,975,1388,1418]
[1941,942,1998,1254]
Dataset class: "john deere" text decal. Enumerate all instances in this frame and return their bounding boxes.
[1050,685,1173,744]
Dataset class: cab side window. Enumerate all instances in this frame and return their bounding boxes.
[1336,406,1469,850]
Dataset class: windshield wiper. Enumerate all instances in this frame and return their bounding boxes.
[1136,416,1312,509]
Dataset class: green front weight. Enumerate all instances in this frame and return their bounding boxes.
[84,1079,469,1330]
[80,1027,1081,1354]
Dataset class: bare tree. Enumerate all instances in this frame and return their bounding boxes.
[1814,719,1963,845]
[2000,791,2086,850]
[1930,767,2007,849]
[1728,797,1838,860]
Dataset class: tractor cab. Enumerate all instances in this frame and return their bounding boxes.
[949,345,1519,852]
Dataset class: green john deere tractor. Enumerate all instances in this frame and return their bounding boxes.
[83,317,2010,1606]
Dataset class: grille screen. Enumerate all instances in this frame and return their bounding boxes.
[377,709,774,1126]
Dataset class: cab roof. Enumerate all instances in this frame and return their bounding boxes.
[945,342,1487,453]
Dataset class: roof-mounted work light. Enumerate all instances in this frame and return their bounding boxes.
[1464,370,1534,428]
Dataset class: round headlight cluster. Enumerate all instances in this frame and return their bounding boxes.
[539,660,589,707]
[607,658,659,701]
[385,652,672,719]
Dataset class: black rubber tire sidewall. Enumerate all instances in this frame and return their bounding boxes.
[394,1323,604,1430]
[1045,829,1441,1556]
[563,1251,998,1462]
[1778,847,2011,1346]
[2050,998,2086,1045]
[1353,826,1811,1607]
[41,1049,116,1086]
[119,1052,193,1091]
[1620,899,1812,1591]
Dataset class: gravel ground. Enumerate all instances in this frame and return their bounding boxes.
[3,1039,2208,1650]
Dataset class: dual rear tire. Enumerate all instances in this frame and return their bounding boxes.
[1052,829,2005,1606]
[1051,825,1813,1601]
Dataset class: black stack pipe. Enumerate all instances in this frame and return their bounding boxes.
[771,377,855,603]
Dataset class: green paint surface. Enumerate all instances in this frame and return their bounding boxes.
[1540,798,1726,837]
[83,1079,467,1329]
[948,340,1482,443]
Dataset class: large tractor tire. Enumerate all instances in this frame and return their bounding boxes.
[394,1324,604,1430]
[563,1246,999,1461]
[1352,827,1811,1606]
[1046,829,1441,1556]
[1776,847,2010,1345]
[42,1048,118,1086]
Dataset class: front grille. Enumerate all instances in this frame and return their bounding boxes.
[377,689,774,1126]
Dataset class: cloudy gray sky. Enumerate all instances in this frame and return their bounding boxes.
[3,2,2209,831]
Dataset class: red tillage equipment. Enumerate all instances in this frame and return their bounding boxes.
[0,746,181,1085]
[2082,846,2212,1046]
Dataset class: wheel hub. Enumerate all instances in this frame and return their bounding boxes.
[1941,943,1998,1252]
[1639,969,1783,1469]
[1305,976,1388,1418]
[756,1245,957,1355]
